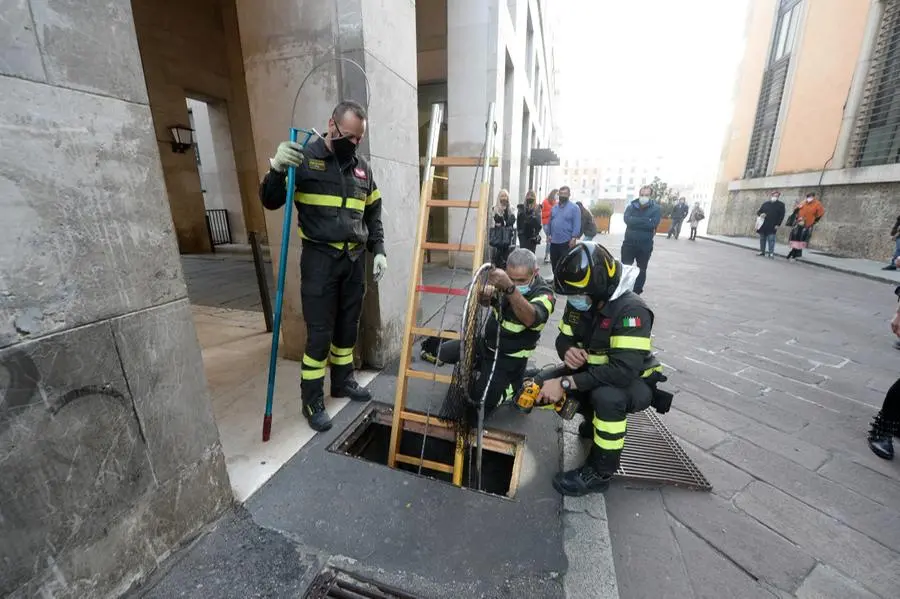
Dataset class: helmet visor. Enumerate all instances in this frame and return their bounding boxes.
[554,245,592,294]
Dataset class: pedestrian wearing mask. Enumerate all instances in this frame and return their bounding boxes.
[541,189,559,264]
[517,190,543,253]
[687,202,705,241]
[621,185,661,295]
[548,186,582,278]
[756,190,786,258]
[786,193,825,261]
[490,189,516,268]
[259,100,386,432]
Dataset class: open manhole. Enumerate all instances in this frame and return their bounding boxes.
[305,567,423,599]
[329,402,526,498]
[616,409,712,491]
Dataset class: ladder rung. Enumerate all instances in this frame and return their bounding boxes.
[416,285,468,296]
[406,369,453,384]
[400,410,452,427]
[411,327,460,340]
[394,453,455,474]
[422,242,475,252]
[423,156,499,167]
[426,199,479,209]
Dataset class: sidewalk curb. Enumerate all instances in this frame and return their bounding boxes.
[561,421,620,599]
[700,235,899,285]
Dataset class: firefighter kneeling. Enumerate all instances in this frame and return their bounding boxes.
[536,241,662,496]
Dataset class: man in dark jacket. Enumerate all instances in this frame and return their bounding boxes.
[756,190,786,258]
[667,197,689,240]
[621,186,661,295]
[576,201,597,240]
[259,100,386,432]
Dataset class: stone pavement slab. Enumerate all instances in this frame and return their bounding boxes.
[599,232,900,598]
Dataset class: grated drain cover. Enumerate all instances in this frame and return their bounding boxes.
[615,410,712,491]
[305,568,423,599]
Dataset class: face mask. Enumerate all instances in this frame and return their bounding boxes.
[567,295,592,312]
[638,196,650,206]
[559,196,569,203]
[331,135,357,162]
[806,197,814,203]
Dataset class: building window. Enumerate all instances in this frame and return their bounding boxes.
[743,0,800,178]
[849,0,900,167]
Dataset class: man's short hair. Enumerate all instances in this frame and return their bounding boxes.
[639,185,652,195]
[333,100,367,122]
[559,185,571,194]
[506,248,537,272]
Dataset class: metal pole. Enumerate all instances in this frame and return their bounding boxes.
[263,127,314,442]
[250,231,273,332]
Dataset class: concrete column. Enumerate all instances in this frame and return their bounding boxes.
[0,1,230,596]
[236,0,419,366]
[447,0,502,268]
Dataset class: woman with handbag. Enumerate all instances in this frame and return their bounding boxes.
[516,190,543,253]
[490,189,516,268]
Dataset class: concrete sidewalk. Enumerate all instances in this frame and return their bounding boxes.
[703,234,900,285]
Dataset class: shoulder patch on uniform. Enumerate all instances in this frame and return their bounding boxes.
[353,167,367,180]
[308,158,327,171]
[622,316,641,327]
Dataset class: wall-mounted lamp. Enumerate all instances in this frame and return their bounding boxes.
[169,124,195,153]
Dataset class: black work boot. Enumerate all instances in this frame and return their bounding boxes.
[552,464,612,496]
[303,396,332,432]
[331,377,371,402]
[868,411,896,460]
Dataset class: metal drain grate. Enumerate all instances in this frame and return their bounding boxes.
[615,410,712,491]
[305,568,424,599]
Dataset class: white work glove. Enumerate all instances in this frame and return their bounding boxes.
[373,254,388,283]
[269,141,304,172]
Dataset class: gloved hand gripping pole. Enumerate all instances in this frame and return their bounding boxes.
[263,127,315,442]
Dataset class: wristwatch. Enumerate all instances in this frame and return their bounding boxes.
[503,285,516,295]
[561,377,572,391]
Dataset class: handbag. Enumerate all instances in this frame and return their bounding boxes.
[489,225,512,248]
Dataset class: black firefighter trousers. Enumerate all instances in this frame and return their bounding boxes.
[576,378,652,474]
[299,244,364,407]
[434,340,528,417]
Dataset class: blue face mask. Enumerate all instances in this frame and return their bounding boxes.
[516,284,531,295]
[567,295,592,311]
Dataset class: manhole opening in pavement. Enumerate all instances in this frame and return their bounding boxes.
[305,567,423,599]
[328,402,525,498]
[616,409,712,491]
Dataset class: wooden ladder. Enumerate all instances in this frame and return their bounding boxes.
[387,102,499,485]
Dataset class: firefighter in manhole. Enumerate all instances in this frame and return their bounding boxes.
[538,241,661,496]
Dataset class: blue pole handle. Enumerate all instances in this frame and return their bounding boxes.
[264,127,313,441]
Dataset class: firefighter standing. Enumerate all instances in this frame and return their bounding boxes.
[259,100,387,432]
[537,242,655,496]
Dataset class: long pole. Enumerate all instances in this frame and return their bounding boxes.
[263,128,312,442]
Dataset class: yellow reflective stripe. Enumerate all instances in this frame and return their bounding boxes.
[506,348,534,358]
[559,322,574,336]
[593,433,625,450]
[303,354,327,368]
[297,193,365,212]
[610,336,652,351]
[329,353,354,366]
[642,365,664,378]
[297,227,361,250]
[501,321,526,333]
[330,344,353,356]
[530,294,552,312]
[586,353,609,365]
[529,322,545,332]
[593,416,627,435]
[301,368,326,380]
[366,188,382,205]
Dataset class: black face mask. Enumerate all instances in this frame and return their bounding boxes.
[331,124,358,162]
[559,196,570,203]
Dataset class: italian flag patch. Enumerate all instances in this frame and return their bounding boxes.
[622,317,641,328]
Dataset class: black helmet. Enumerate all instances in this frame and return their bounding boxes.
[553,241,622,301]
